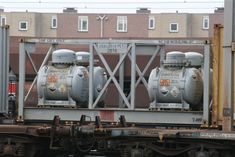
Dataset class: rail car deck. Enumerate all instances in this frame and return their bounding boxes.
[23,107,204,125]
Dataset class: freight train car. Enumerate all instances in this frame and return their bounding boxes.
[0,1,235,156]
[0,38,233,157]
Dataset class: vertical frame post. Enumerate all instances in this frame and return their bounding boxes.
[89,43,94,109]
[119,53,125,108]
[203,43,210,125]
[130,42,136,110]
[222,0,234,131]
[0,27,2,113]
[0,26,9,114]
[18,42,26,120]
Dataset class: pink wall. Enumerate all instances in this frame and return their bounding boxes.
[57,13,149,38]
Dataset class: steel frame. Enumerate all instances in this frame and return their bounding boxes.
[18,38,210,125]
[0,26,9,114]
[222,0,235,132]
[24,107,204,125]
[203,43,211,124]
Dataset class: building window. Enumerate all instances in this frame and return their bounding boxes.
[19,21,28,31]
[78,16,88,32]
[149,17,155,29]
[169,23,178,32]
[51,15,57,29]
[117,16,127,32]
[202,16,209,30]
[0,15,6,26]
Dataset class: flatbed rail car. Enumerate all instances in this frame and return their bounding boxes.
[0,37,234,157]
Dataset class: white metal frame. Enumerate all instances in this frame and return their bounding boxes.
[0,26,9,114]
[19,21,28,31]
[148,16,155,30]
[202,16,209,30]
[17,38,210,125]
[51,15,57,29]
[78,16,88,32]
[169,23,179,33]
[117,16,127,32]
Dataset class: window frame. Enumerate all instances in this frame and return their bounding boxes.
[0,15,6,26]
[117,16,127,32]
[148,17,155,30]
[19,21,28,31]
[169,23,179,33]
[51,15,57,29]
[202,16,209,30]
[78,16,88,32]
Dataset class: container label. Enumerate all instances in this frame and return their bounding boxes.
[160,79,171,86]
[97,43,128,53]
[47,75,58,83]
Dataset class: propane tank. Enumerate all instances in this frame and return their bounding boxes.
[76,51,107,103]
[148,51,204,109]
[37,49,88,106]
[37,49,107,107]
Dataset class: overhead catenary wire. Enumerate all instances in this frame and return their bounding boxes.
[0,0,224,13]
[0,1,224,4]
[0,7,223,10]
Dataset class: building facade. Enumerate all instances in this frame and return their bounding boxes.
[0,8,224,38]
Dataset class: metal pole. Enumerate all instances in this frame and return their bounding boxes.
[97,15,107,38]
[222,0,235,131]
[88,43,94,109]
[119,53,125,108]
[18,42,26,120]
[0,27,2,113]
[100,16,104,38]
[203,43,210,125]
[130,43,136,110]
[0,26,9,114]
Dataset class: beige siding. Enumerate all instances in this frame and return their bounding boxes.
[148,13,210,38]
[0,12,57,37]
[148,13,189,38]
[40,13,57,37]
[148,14,161,37]
[7,12,37,37]
[191,14,209,38]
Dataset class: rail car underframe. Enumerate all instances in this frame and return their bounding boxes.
[1,124,235,141]
[1,121,235,157]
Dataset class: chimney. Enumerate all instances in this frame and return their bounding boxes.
[63,7,77,13]
[214,7,224,13]
[136,8,151,14]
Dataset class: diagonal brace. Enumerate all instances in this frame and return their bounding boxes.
[127,46,161,100]
[93,44,132,108]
